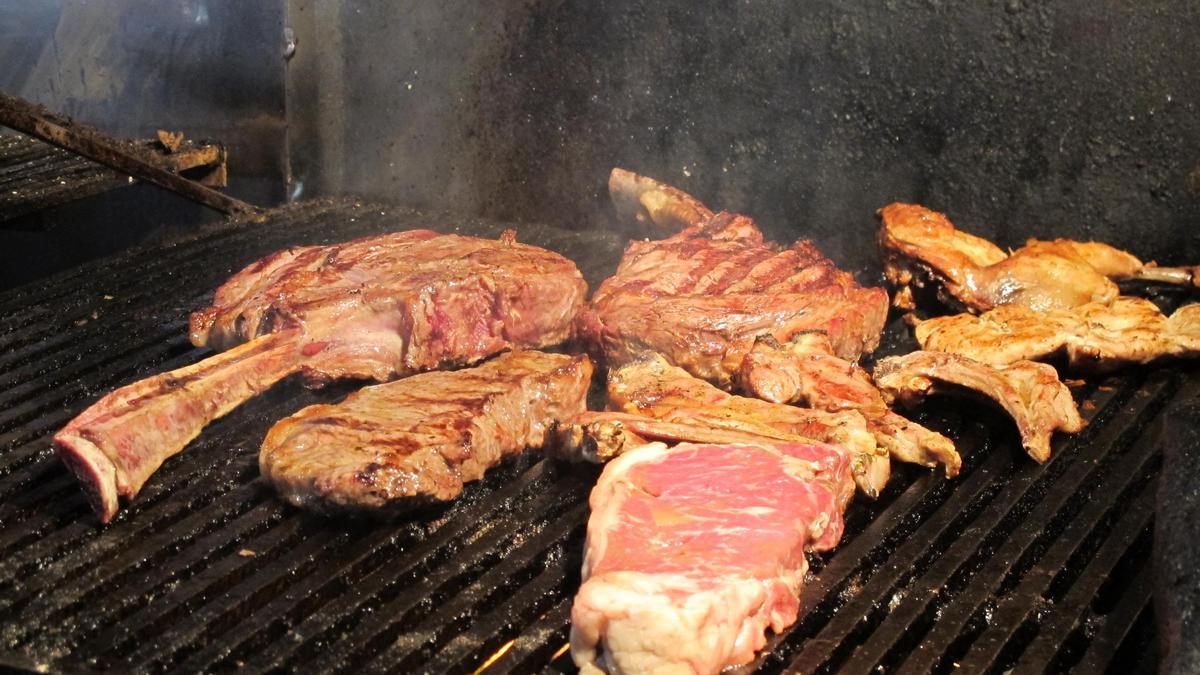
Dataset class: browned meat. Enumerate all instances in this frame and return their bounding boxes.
[874,351,1084,463]
[914,297,1200,372]
[879,202,1200,313]
[737,333,961,476]
[54,230,587,523]
[260,351,592,512]
[580,170,889,378]
[550,354,889,496]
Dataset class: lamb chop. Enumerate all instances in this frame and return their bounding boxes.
[874,351,1084,462]
[914,296,1200,372]
[571,440,854,675]
[54,229,587,523]
[261,350,592,512]
[550,353,893,496]
[580,169,958,476]
[879,202,1200,313]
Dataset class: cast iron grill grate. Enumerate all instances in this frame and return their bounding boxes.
[0,132,136,224]
[0,199,1182,674]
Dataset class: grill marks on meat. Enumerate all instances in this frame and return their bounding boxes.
[552,354,890,496]
[879,202,1200,313]
[586,170,957,479]
[261,351,592,512]
[584,181,889,374]
[571,441,853,675]
[874,351,1084,462]
[54,230,587,523]
[914,297,1200,372]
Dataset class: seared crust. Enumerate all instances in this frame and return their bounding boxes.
[260,351,593,512]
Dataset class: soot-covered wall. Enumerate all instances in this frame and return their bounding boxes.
[291,0,1200,269]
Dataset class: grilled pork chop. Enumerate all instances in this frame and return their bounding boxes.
[874,351,1084,463]
[54,230,586,523]
[571,441,853,675]
[581,169,958,476]
[879,202,1200,313]
[261,350,592,512]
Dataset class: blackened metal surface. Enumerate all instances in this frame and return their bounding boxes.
[0,199,1185,673]
[0,133,130,223]
[286,1,1200,271]
[0,93,254,217]
[1154,398,1200,675]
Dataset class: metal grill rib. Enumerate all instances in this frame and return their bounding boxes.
[0,198,1185,674]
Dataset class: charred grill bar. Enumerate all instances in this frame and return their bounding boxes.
[0,199,1183,673]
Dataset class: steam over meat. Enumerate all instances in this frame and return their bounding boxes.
[874,351,1084,463]
[571,442,853,675]
[261,351,592,511]
[54,230,586,523]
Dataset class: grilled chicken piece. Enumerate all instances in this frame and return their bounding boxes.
[551,354,890,496]
[915,297,1200,372]
[874,352,1084,462]
[737,333,961,476]
[879,202,1200,313]
[571,441,853,675]
[261,351,592,512]
[54,230,586,523]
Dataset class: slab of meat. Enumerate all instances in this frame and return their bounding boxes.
[581,170,889,375]
[874,351,1084,462]
[570,441,853,675]
[879,202,1200,313]
[582,170,957,477]
[54,230,586,523]
[551,353,889,496]
[914,297,1200,373]
[260,350,591,512]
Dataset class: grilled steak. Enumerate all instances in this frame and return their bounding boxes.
[260,350,592,512]
[571,441,853,674]
[54,230,587,523]
[581,169,957,477]
[874,351,1084,463]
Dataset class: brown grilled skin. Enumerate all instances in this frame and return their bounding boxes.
[260,351,593,512]
[54,229,587,523]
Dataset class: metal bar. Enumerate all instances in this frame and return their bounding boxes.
[0,92,257,216]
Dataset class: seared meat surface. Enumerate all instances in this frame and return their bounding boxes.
[880,202,1200,313]
[914,297,1200,372]
[55,230,586,523]
[581,171,889,374]
[581,170,957,478]
[261,351,592,512]
[874,351,1084,463]
[552,354,890,496]
[571,441,853,675]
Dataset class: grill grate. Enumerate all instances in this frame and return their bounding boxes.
[0,198,1187,673]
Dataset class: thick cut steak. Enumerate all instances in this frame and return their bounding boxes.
[581,169,957,477]
[260,350,592,512]
[571,441,853,675]
[54,229,586,522]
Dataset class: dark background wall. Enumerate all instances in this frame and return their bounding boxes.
[290,0,1200,270]
[1,0,1198,287]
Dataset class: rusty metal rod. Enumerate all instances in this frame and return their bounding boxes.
[0,92,258,216]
